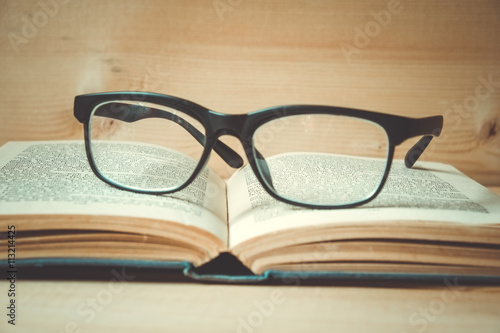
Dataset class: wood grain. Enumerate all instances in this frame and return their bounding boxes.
[0,280,499,333]
[0,0,499,185]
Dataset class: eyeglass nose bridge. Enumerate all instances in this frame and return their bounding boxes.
[207,111,249,137]
[203,112,249,168]
[206,111,275,190]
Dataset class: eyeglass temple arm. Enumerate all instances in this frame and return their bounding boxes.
[253,149,274,189]
[94,105,244,168]
[402,115,443,168]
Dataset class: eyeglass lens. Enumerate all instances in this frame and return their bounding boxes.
[252,114,390,206]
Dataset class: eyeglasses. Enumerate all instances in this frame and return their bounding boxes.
[74,92,443,209]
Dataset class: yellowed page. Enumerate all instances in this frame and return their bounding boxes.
[227,155,500,248]
[0,141,228,245]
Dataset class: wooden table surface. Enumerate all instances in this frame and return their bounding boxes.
[1,280,499,333]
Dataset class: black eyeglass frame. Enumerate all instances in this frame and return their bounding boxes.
[74,91,443,209]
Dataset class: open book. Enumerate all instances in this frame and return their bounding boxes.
[1,141,500,283]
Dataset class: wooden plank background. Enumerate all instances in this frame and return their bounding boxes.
[0,0,499,185]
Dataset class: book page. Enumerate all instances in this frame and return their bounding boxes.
[227,153,500,248]
[0,141,228,244]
